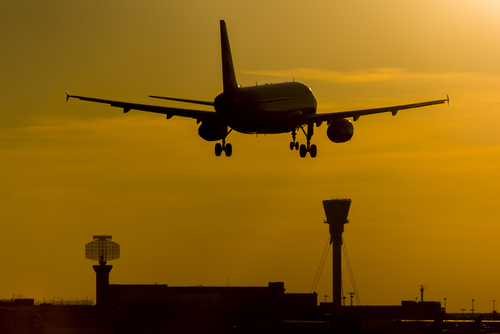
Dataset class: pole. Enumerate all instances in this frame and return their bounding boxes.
[418,285,426,302]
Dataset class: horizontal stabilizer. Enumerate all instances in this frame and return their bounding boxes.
[149,95,214,106]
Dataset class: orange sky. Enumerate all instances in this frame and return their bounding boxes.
[2,0,500,313]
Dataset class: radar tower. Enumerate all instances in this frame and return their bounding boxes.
[85,235,120,306]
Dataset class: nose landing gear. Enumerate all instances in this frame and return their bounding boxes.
[289,129,299,150]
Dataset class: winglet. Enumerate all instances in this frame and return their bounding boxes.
[66,90,71,102]
[447,94,450,105]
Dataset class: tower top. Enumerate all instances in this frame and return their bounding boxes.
[86,235,120,265]
[322,199,351,224]
[93,235,112,240]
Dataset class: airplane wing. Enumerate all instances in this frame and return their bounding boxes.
[66,92,219,122]
[288,96,449,127]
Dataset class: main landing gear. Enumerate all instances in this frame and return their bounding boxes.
[290,124,317,158]
[215,126,232,157]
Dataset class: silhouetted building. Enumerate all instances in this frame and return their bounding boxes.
[108,282,288,307]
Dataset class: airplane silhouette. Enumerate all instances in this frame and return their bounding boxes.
[66,20,448,158]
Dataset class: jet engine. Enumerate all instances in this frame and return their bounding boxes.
[326,119,354,143]
[198,121,226,141]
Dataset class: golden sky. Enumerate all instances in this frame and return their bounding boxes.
[2,0,500,313]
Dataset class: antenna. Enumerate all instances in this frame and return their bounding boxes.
[418,285,427,302]
[85,235,120,266]
[348,292,355,306]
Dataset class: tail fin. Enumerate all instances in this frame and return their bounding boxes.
[220,20,238,92]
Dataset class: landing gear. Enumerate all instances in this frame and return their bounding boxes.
[215,141,232,157]
[289,129,299,150]
[296,124,317,158]
[299,144,317,157]
[215,126,232,157]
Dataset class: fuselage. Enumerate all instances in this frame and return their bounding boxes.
[214,81,317,134]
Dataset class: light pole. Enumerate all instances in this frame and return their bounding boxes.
[349,292,355,306]
[444,298,447,314]
[471,299,475,319]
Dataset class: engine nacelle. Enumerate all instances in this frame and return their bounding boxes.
[198,121,226,141]
[326,119,354,143]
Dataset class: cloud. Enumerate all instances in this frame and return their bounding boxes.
[244,68,500,85]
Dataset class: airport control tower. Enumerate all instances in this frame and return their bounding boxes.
[323,199,351,307]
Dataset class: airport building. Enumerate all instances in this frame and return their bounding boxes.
[1,201,455,333]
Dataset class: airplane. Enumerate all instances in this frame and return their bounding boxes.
[66,20,448,158]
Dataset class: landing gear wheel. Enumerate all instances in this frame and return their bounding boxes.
[290,142,294,150]
[215,143,222,156]
[310,144,317,158]
[225,143,232,157]
[299,144,307,158]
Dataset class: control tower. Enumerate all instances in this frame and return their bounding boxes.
[85,235,120,307]
[323,199,351,307]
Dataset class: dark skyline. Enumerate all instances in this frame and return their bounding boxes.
[2,0,500,313]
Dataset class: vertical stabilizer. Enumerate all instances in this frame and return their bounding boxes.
[220,20,238,92]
